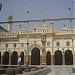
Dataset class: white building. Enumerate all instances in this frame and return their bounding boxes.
[0,15,75,65]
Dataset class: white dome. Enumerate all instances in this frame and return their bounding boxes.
[42,24,48,28]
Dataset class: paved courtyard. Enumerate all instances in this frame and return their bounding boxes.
[47,65,75,75]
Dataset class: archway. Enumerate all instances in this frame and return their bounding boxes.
[20,51,24,65]
[55,50,62,65]
[31,47,40,65]
[46,51,51,65]
[0,52,1,64]
[2,51,9,68]
[65,50,73,65]
[11,51,18,65]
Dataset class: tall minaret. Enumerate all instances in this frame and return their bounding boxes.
[7,14,12,32]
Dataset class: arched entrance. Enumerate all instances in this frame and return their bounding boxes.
[20,51,24,65]
[55,50,62,65]
[0,52,1,64]
[46,51,51,65]
[65,50,73,65]
[31,47,40,65]
[2,51,9,68]
[11,51,18,65]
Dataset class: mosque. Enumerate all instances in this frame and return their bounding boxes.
[0,15,75,66]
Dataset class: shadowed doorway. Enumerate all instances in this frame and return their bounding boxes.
[55,50,62,65]
[2,51,9,68]
[31,47,40,65]
[11,51,18,65]
[65,50,73,65]
[46,51,51,65]
[20,51,24,65]
[0,52,1,64]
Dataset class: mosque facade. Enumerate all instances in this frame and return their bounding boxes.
[0,15,75,65]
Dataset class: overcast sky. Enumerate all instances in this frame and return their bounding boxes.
[0,0,74,31]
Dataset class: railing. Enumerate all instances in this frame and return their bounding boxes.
[0,32,17,38]
[0,28,75,38]
[30,67,51,75]
[19,28,53,34]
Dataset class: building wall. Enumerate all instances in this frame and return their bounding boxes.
[0,24,75,65]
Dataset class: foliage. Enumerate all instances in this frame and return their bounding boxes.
[72,68,75,73]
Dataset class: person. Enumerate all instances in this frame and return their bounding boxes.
[18,56,21,66]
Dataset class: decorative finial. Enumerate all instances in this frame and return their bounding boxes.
[8,12,12,19]
[64,24,65,27]
[44,18,45,23]
[50,21,53,25]
[27,11,29,13]
[68,8,71,10]
[19,25,21,29]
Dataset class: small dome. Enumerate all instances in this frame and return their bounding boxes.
[42,23,48,28]
[62,25,67,30]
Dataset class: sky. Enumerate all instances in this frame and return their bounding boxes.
[0,0,75,32]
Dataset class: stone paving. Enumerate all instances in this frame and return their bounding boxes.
[1,65,75,75]
[47,65,75,75]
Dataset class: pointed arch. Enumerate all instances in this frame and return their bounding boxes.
[31,47,40,65]
[20,51,24,65]
[0,52,1,64]
[46,51,51,65]
[55,50,62,65]
[28,44,42,55]
[2,51,9,68]
[11,51,18,65]
[65,50,73,65]
[2,51,9,65]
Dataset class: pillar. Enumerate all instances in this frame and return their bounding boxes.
[41,34,46,65]
[7,14,12,32]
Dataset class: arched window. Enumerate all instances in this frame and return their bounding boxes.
[56,42,60,46]
[5,43,8,48]
[13,43,16,48]
[21,43,24,47]
[66,42,70,46]
[47,42,50,46]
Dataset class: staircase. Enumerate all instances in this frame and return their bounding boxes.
[42,56,46,65]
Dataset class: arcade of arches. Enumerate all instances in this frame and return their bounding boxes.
[0,48,73,65]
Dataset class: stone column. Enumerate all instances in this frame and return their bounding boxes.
[51,36,54,65]
[1,54,2,66]
[41,35,46,65]
[7,15,12,32]
[1,43,3,66]
[50,21,54,65]
[62,38,65,65]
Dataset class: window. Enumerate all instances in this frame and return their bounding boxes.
[5,43,8,48]
[21,43,24,47]
[13,43,16,47]
[66,42,70,46]
[47,42,50,46]
[56,42,60,46]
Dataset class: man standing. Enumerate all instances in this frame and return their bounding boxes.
[18,56,21,66]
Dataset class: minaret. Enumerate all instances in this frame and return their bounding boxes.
[7,14,12,32]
